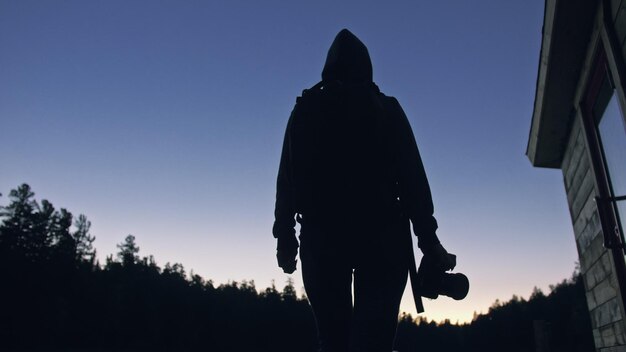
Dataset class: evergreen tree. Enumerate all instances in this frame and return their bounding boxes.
[282,277,297,301]
[0,184,39,259]
[73,214,96,263]
[117,234,140,266]
[50,208,77,263]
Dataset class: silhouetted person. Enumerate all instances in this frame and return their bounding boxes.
[273,29,452,352]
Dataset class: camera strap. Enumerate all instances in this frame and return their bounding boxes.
[408,233,425,313]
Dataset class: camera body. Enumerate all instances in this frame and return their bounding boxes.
[417,252,469,300]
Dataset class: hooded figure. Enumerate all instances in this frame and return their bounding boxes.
[273,29,450,352]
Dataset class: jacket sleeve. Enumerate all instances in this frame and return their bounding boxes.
[388,97,440,249]
[272,109,297,239]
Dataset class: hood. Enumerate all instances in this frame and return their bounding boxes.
[321,29,373,83]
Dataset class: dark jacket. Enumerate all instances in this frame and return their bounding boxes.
[273,29,439,249]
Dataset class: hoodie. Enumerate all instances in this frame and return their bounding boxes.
[321,29,373,83]
[273,29,439,250]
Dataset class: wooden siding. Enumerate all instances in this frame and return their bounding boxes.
[615,0,626,64]
[561,113,626,349]
[600,347,626,352]
[544,0,626,350]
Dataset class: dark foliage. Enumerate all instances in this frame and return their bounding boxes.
[395,273,594,352]
[0,184,594,351]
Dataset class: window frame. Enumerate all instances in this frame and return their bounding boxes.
[581,42,626,252]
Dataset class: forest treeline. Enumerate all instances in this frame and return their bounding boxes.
[0,184,593,351]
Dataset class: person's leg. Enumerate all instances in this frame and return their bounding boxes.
[351,263,407,352]
[350,217,410,352]
[300,230,353,352]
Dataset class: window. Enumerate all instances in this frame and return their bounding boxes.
[583,45,626,251]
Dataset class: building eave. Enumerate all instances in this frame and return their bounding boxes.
[527,0,597,168]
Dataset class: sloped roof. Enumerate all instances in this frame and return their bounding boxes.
[527,0,597,168]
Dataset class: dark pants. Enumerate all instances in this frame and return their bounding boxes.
[299,214,410,352]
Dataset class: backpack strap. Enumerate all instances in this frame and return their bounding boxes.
[302,80,379,96]
[302,81,325,97]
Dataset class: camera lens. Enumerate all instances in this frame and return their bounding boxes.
[440,273,469,300]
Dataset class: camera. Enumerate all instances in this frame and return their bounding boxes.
[417,252,469,300]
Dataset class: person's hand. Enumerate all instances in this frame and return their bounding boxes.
[276,234,299,274]
[421,243,456,271]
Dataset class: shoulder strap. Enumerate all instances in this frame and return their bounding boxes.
[302,81,324,97]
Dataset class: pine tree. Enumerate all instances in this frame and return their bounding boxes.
[117,234,140,266]
[0,184,39,259]
[73,214,95,263]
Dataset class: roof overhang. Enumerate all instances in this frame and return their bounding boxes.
[527,0,597,168]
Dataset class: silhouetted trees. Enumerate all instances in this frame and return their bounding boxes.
[394,272,593,352]
[0,184,317,351]
[0,184,593,351]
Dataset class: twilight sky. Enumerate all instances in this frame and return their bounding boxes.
[0,0,576,323]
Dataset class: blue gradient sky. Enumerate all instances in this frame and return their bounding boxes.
[0,0,576,323]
